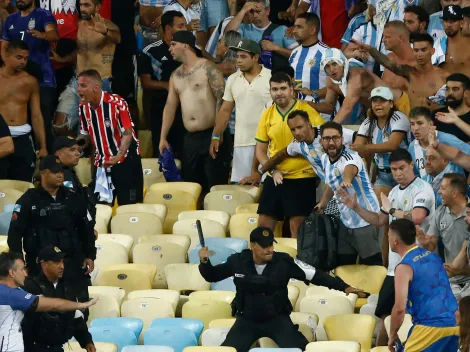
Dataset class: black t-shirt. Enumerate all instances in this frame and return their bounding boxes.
[433,108,470,143]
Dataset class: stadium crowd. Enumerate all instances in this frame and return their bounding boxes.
[1,0,470,350]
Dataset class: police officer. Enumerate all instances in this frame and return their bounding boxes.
[198,227,367,352]
[22,246,96,352]
[7,155,96,317]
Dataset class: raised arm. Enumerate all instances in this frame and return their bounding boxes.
[103,19,121,44]
[225,2,258,32]
[435,107,470,139]
[429,127,470,172]
[206,62,225,114]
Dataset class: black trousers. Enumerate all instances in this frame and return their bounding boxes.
[40,86,56,153]
[28,344,64,352]
[110,149,144,205]
[5,133,36,182]
[222,315,308,352]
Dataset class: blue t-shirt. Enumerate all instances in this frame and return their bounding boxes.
[238,23,297,50]
[3,8,56,87]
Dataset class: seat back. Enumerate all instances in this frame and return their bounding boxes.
[141,158,166,189]
[210,277,236,292]
[173,219,226,251]
[144,327,198,352]
[0,189,23,211]
[138,234,191,253]
[228,213,259,241]
[207,319,236,329]
[210,185,261,202]
[203,238,248,253]
[204,190,255,216]
[200,327,230,346]
[0,180,34,193]
[305,341,361,352]
[177,210,230,231]
[182,300,232,330]
[111,212,163,243]
[149,182,202,201]
[384,314,413,343]
[323,314,376,352]
[164,264,210,292]
[94,241,129,284]
[90,317,144,340]
[235,203,258,214]
[88,286,126,306]
[274,243,297,257]
[96,204,113,224]
[97,264,157,295]
[150,318,204,341]
[87,293,120,326]
[127,289,180,312]
[188,291,235,305]
[97,234,134,255]
[89,326,137,351]
[116,204,167,224]
[305,286,357,309]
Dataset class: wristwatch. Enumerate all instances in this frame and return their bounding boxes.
[389,208,396,216]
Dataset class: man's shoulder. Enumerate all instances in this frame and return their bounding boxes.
[34,7,55,19]
[104,92,128,106]
[142,40,167,56]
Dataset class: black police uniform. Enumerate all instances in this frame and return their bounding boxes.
[199,229,352,352]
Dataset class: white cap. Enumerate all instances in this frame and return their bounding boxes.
[370,86,393,101]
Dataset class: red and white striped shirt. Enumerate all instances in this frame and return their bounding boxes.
[79,92,140,167]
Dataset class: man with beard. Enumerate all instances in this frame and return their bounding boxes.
[403,5,429,35]
[53,0,120,137]
[209,39,272,183]
[433,73,470,143]
[0,40,47,182]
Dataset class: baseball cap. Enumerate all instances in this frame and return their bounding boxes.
[39,155,66,172]
[229,38,261,56]
[38,245,67,262]
[250,227,277,248]
[172,31,202,57]
[441,5,463,20]
[53,136,79,152]
[370,86,393,101]
[462,6,470,18]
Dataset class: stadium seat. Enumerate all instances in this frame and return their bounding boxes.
[150,182,201,201]
[359,304,380,338]
[0,235,7,246]
[288,280,311,312]
[127,289,180,312]
[182,300,232,330]
[323,314,376,352]
[274,243,297,257]
[95,215,109,234]
[211,277,236,292]
[88,286,126,306]
[64,341,118,352]
[201,327,230,346]
[235,203,258,214]
[144,327,198,352]
[178,210,230,231]
[173,219,226,251]
[97,234,134,255]
[87,293,120,325]
[151,318,204,341]
[73,158,92,185]
[0,245,7,253]
[96,204,113,225]
[305,341,360,352]
[133,242,187,288]
[189,290,235,305]
[144,190,197,233]
[0,189,24,212]
[299,295,354,341]
[204,238,248,253]
[274,238,297,250]
[287,285,300,309]
[138,234,191,253]
[90,317,144,340]
[369,348,389,352]
[0,180,34,193]
[116,204,167,224]
[208,319,236,329]
[258,323,313,348]
[384,314,413,343]
[111,213,163,243]
[204,190,255,216]
[94,241,129,284]
[122,346,175,352]
[89,326,137,351]
[210,185,261,202]
[96,264,157,295]
[334,265,387,309]
[165,263,210,293]
[229,213,283,240]
[251,349,301,352]
[2,204,14,212]
[0,210,13,235]
[290,312,319,326]
[188,245,235,265]
[141,158,166,189]
[183,348,236,352]
[305,286,358,308]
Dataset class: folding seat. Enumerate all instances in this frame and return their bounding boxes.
[164,263,210,293]
[127,289,180,313]
[178,210,230,232]
[305,286,357,309]
[116,203,167,224]
[182,300,232,330]
[229,213,283,240]
[210,277,236,292]
[274,238,297,250]
[0,189,23,211]
[287,285,300,309]
[150,318,204,341]
[94,215,109,234]
[210,184,261,202]
[274,243,297,257]
[305,341,360,352]
[323,314,376,352]
[204,190,255,216]
[88,326,137,351]
[87,293,120,325]
[94,241,129,284]
[96,204,113,225]
[144,326,197,352]
[0,180,34,193]
[64,341,118,352]
[188,290,235,305]
[96,264,157,295]
[204,238,248,253]
[172,219,225,251]
[201,327,230,346]
[97,234,134,255]
[384,314,413,344]
[90,317,144,340]
[149,182,202,201]
[138,234,191,253]
[111,212,163,244]
[88,286,126,306]
[235,203,258,214]
[208,319,236,329]
[141,158,166,189]
[188,245,235,265]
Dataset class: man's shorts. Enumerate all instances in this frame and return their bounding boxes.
[55,75,113,131]
[257,175,317,220]
[374,169,397,188]
[394,92,410,117]
[404,325,459,352]
[338,222,381,259]
[375,275,395,318]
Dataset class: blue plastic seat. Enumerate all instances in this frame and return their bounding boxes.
[211,277,236,292]
[189,245,235,265]
[90,317,144,340]
[89,326,137,352]
[204,238,248,253]
[122,346,175,352]
[144,326,197,352]
[150,318,204,340]
[2,204,14,212]
[0,211,12,235]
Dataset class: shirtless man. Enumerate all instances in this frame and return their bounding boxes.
[53,0,120,136]
[355,33,449,109]
[321,48,407,124]
[159,31,230,191]
[0,40,46,182]
[381,21,416,92]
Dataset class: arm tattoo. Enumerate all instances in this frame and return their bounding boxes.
[369,47,414,79]
[206,62,225,112]
[404,211,413,221]
[118,129,132,155]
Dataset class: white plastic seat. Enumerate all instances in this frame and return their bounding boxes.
[204,190,255,216]
[201,327,230,346]
[87,293,120,326]
[73,158,92,185]
[178,210,230,232]
[88,286,126,306]
[127,289,180,312]
[189,291,235,305]
[94,241,129,284]
[96,264,157,296]
[138,234,191,253]
[305,286,358,308]
[172,219,226,251]
[0,189,24,213]
[305,341,360,352]
[0,180,34,193]
[110,212,163,243]
[97,234,134,255]
[116,203,167,224]
[96,204,113,225]
[209,185,261,202]
[165,263,210,293]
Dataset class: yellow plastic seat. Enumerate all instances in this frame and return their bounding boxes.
[141,158,166,189]
[97,234,134,255]
[208,318,236,329]
[299,295,354,341]
[370,348,390,352]
[189,290,235,305]
[178,210,231,232]
[173,219,226,251]
[127,289,180,312]
[165,263,210,293]
[274,243,297,257]
[335,265,387,309]
[229,213,282,240]
[305,341,361,352]
[73,158,92,186]
[96,204,113,225]
[275,238,297,250]
[110,212,163,243]
[288,280,312,312]
[133,242,187,288]
[88,286,126,306]
[94,215,109,234]
[384,314,413,343]
[149,182,202,202]
[94,241,129,284]
[96,264,157,295]
[305,286,357,309]
[235,203,259,214]
[210,185,261,202]
[64,341,118,352]
[0,245,8,253]
[144,190,197,233]
[116,203,167,224]
[87,293,120,326]
[0,180,34,193]
[0,188,23,211]
[138,234,191,253]
[182,299,232,330]
[287,285,300,309]
[323,314,376,352]
[0,235,7,247]
[204,190,255,216]
[183,347,236,352]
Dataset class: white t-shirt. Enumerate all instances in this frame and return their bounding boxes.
[387,177,435,275]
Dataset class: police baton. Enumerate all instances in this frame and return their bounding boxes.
[196,219,205,247]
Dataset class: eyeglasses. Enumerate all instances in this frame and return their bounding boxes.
[321,136,341,143]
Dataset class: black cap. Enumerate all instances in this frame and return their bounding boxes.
[172,31,202,57]
[37,245,67,262]
[39,155,66,172]
[250,227,277,248]
[441,5,463,20]
[53,136,79,152]
[462,7,470,18]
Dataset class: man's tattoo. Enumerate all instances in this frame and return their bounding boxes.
[370,48,414,79]
[174,65,203,78]
[101,54,114,64]
[205,62,225,112]
[118,129,132,155]
[404,211,413,221]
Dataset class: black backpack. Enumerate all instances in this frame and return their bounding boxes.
[297,213,340,272]
[261,23,291,72]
